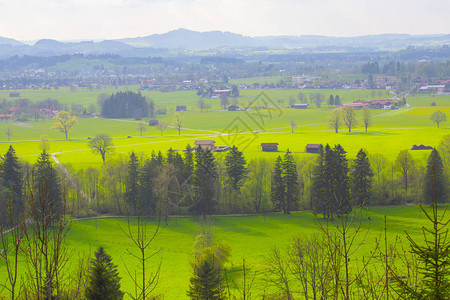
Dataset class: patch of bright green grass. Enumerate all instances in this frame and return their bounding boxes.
[0,206,442,299]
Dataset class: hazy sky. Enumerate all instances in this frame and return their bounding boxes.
[0,0,448,41]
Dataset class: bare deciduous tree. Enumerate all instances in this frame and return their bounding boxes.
[290,119,297,133]
[156,121,168,136]
[88,134,114,163]
[21,180,85,299]
[120,210,162,300]
[362,107,372,132]
[329,109,342,133]
[173,113,184,135]
[5,127,12,141]
[137,122,147,136]
[342,106,357,132]
[265,247,293,300]
[0,196,24,300]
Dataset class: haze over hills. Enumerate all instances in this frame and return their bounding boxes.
[119,29,450,50]
[0,28,448,59]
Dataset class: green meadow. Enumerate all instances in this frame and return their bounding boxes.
[68,206,446,298]
[0,88,448,167]
[0,87,449,298]
[0,205,443,298]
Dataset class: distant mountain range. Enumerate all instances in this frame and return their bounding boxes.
[0,29,448,59]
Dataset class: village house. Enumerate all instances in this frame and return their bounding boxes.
[0,114,12,121]
[369,99,396,109]
[342,101,370,109]
[194,140,216,151]
[39,108,58,118]
[305,144,322,154]
[211,90,231,98]
[261,143,278,152]
[8,107,21,115]
[419,85,446,95]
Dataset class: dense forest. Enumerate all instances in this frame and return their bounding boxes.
[100,91,149,119]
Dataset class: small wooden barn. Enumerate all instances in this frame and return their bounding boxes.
[291,103,308,109]
[261,143,278,152]
[228,104,239,111]
[194,140,216,151]
[305,144,322,154]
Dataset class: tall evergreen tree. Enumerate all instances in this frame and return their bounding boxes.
[322,144,336,218]
[125,152,140,215]
[166,148,175,165]
[315,144,350,218]
[271,156,285,212]
[332,144,351,216]
[86,247,124,300]
[187,257,223,300]
[282,149,299,214]
[191,147,218,215]
[423,149,446,204]
[328,94,335,106]
[310,145,326,215]
[0,146,22,222]
[224,145,247,191]
[183,144,194,184]
[156,151,165,166]
[139,158,158,215]
[34,150,61,218]
[173,152,185,175]
[351,149,373,206]
[334,95,341,106]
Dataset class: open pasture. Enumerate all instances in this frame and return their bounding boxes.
[0,89,448,168]
[0,205,441,299]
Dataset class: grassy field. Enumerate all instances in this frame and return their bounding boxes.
[0,90,448,167]
[0,205,443,298]
[0,87,449,298]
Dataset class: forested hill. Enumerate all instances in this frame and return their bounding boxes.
[0,29,448,59]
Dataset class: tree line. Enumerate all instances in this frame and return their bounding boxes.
[2,135,448,222]
[0,135,449,299]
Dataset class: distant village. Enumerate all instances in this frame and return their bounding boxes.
[0,68,449,96]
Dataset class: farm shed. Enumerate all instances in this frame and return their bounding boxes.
[9,92,20,97]
[291,103,308,109]
[194,140,216,151]
[343,102,369,109]
[369,99,396,109]
[305,144,322,154]
[411,144,433,150]
[228,104,239,111]
[261,143,278,152]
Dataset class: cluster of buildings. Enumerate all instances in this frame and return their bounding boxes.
[191,140,323,154]
[341,99,397,110]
